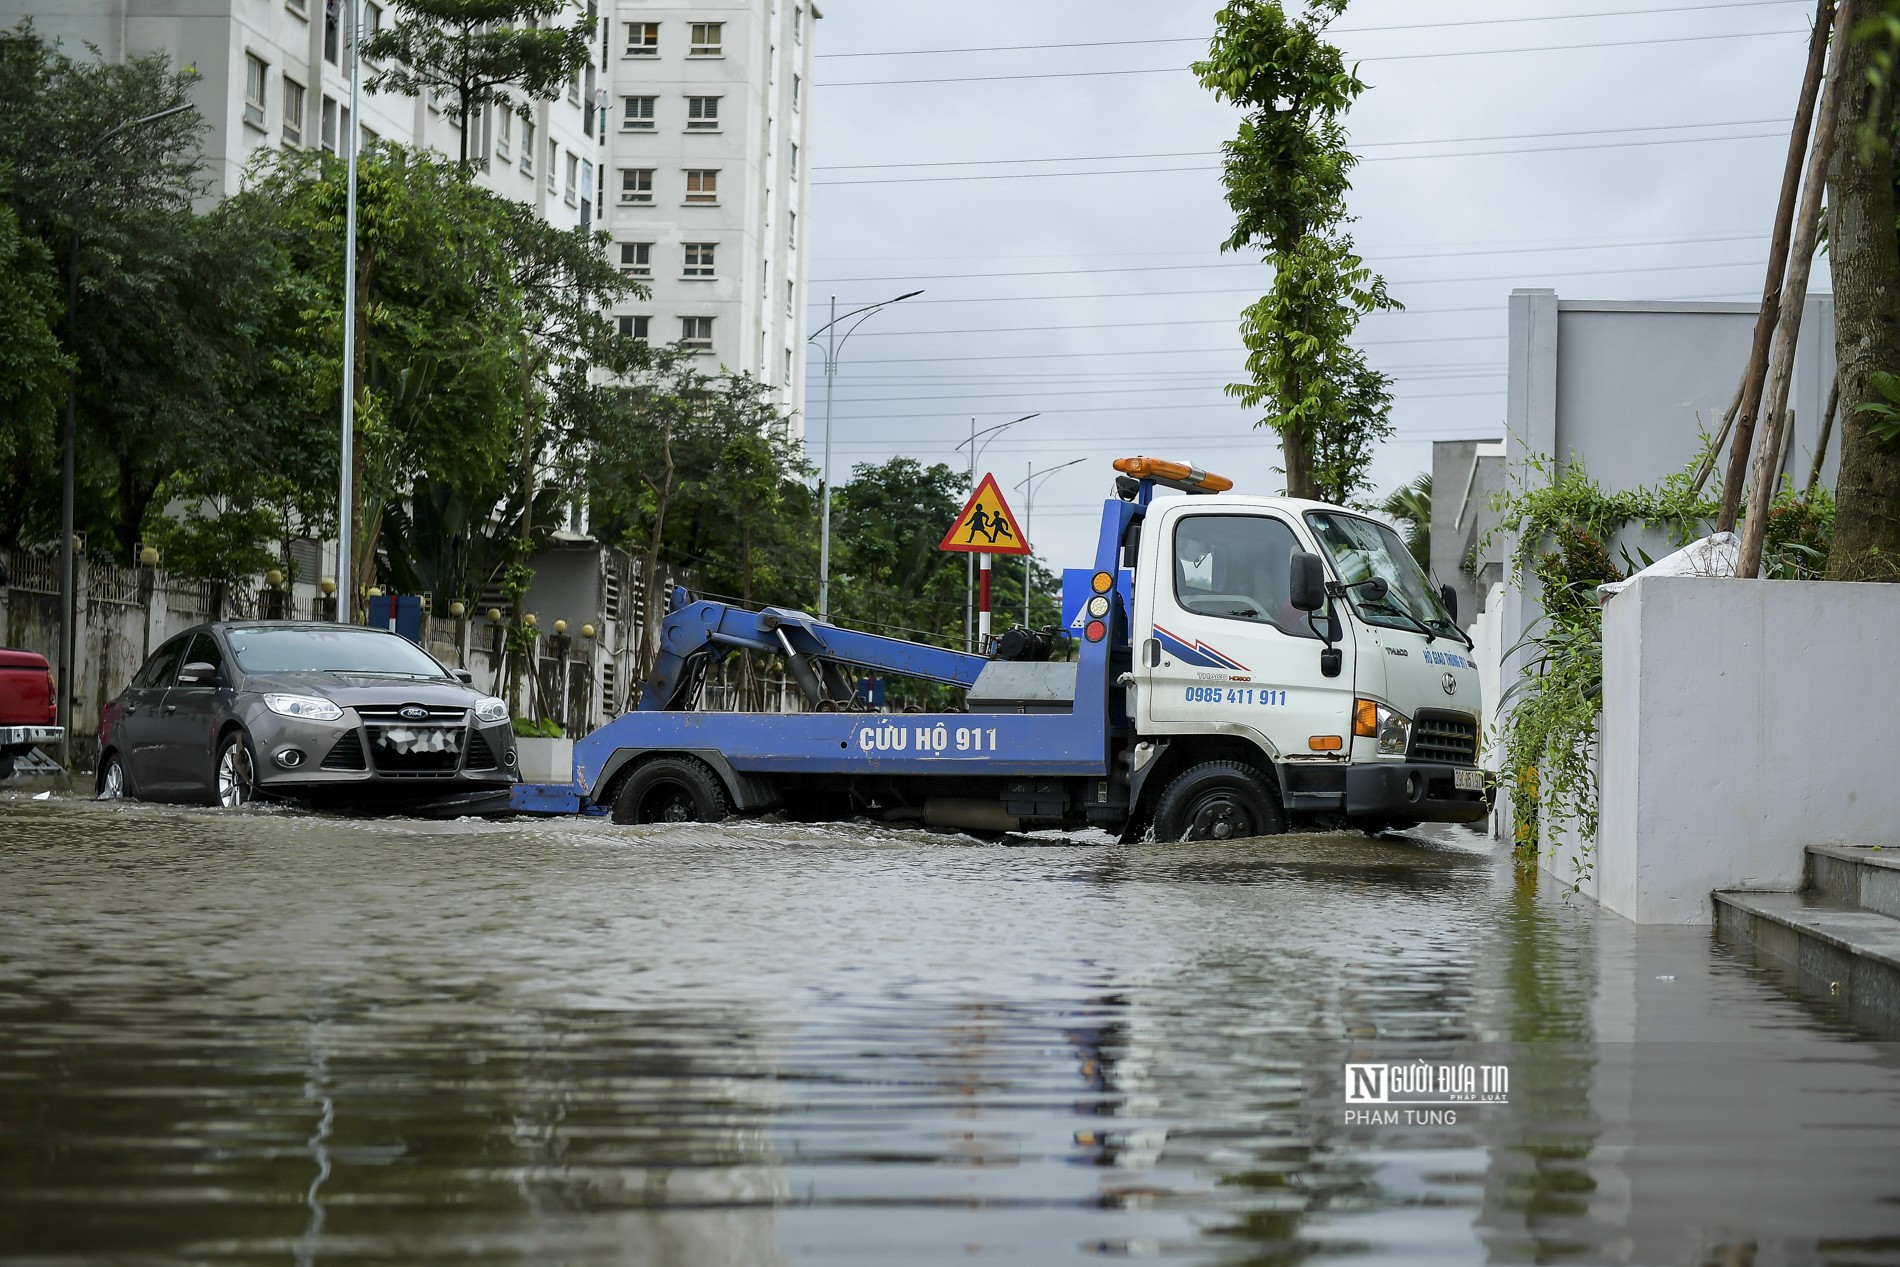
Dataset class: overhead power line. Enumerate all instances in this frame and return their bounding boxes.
[812,117,1791,170]
[818,27,1806,87]
[813,1,1805,57]
[813,129,1785,185]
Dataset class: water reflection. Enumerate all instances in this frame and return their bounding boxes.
[1,800,1898,1265]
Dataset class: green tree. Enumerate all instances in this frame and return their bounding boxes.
[0,195,67,545]
[361,0,596,168]
[1826,6,1900,579]
[1380,471,1432,571]
[1193,0,1399,503]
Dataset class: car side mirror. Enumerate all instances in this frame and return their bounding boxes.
[1289,552,1326,612]
[1439,583,1458,624]
[177,661,218,686]
[453,668,474,684]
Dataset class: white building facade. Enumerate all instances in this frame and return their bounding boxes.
[6,0,815,424]
[603,0,814,424]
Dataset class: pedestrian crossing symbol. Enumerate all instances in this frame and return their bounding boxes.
[939,473,1031,556]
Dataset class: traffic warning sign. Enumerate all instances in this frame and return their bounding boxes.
[939,473,1031,556]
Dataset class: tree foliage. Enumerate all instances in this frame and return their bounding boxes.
[1379,472,1431,570]
[1193,0,1399,504]
[0,193,67,543]
[362,0,596,167]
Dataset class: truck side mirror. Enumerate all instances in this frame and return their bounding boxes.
[1439,584,1458,624]
[1289,552,1326,612]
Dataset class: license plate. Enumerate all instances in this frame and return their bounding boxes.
[1453,768,1485,792]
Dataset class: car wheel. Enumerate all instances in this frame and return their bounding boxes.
[214,730,257,809]
[612,756,730,826]
[96,752,128,801]
[1152,760,1285,843]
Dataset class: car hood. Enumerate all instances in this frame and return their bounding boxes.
[239,672,488,708]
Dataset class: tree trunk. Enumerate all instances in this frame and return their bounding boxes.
[1805,375,1839,495]
[1825,27,1900,581]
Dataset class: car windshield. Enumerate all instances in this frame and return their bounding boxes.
[225,627,451,677]
[1304,511,1455,636]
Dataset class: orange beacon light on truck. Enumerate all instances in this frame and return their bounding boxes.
[1111,457,1233,494]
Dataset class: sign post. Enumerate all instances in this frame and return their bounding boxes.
[939,473,1031,653]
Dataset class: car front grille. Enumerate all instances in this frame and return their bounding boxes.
[320,731,366,771]
[1410,709,1479,766]
[356,703,469,723]
[366,723,464,776]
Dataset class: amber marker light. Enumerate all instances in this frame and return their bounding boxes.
[1091,571,1114,594]
[1309,735,1343,752]
[1353,698,1380,738]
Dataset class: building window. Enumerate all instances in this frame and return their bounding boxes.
[787,210,796,249]
[496,110,510,158]
[320,96,337,152]
[689,22,722,55]
[793,5,803,42]
[621,95,655,131]
[287,0,307,18]
[281,76,304,146]
[680,316,713,350]
[618,315,650,341]
[792,74,800,110]
[520,118,534,174]
[785,347,794,382]
[619,242,652,276]
[364,1,382,38]
[324,0,339,64]
[567,71,581,105]
[580,159,594,225]
[625,22,658,56]
[684,169,718,204]
[683,242,716,278]
[686,96,719,130]
[547,138,557,192]
[619,168,653,204]
[243,54,268,129]
[786,280,794,319]
[789,143,798,178]
[565,153,579,204]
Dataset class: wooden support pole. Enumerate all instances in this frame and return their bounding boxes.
[1738,0,1852,578]
[1717,0,1836,532]
[1805,375,1840,496]
[1689,377,1747,496]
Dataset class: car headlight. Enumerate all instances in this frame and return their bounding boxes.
[1376,704,1411,756]
[264,693,343,722]
[474,696,509,724]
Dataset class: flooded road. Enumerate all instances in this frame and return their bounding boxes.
[3,796,1898,1265]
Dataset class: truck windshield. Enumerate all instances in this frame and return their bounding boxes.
[1304,512,1456,638]
[225,627,451,677]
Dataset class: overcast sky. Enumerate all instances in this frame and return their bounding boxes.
[800,0,1821,571]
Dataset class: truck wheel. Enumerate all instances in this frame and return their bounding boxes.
[1152,761,1285,843]
[613,756,730,826]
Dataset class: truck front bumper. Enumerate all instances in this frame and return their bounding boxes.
[1344,761,1491,825]
[1,725,63,750]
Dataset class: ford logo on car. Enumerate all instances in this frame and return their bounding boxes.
[398,706,430,721]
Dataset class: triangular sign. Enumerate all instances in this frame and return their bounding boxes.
[939,473,1031,556]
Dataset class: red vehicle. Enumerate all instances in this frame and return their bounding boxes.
[0,649,62,779]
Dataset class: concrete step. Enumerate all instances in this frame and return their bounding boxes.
[1712,888,1900,1036]
[1807,843,1900,919]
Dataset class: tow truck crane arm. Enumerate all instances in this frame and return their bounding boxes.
[640,589,989,711]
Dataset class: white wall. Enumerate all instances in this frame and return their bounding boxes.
[1576,574,1900,924]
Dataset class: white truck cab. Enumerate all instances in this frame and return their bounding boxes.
[1124,482,1487,837]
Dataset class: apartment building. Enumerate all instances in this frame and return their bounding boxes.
[603,1,815,425]
[12,0,817,427]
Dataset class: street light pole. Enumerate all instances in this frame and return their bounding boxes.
[807,288,922,623]
[955,413,1038,651]
[337,0,361,624]
[56,99,193,770]
[1015,456,1086,626]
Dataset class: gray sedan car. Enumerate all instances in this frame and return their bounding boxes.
[97,622,518,807]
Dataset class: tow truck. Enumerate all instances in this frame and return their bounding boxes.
[555,458,1490,841]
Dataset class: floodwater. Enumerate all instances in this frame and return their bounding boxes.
[2,797,1898,1266]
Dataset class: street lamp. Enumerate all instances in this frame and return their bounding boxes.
[336,0,364,625]
[954,413,1038,651]
[57,98,194,770]
[807,288,923,623]
[1015,456,1086,626]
